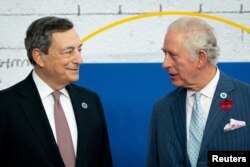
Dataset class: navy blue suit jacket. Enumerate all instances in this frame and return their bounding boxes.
[0,72,112,167]
[147,72,250,167]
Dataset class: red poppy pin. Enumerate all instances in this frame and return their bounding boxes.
[220,99,233,111]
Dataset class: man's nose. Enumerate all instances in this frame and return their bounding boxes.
[162,54,172,69]
[73,50,83,64]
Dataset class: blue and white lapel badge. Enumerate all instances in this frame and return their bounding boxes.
[220,92,227,99]
[81,102,88,109]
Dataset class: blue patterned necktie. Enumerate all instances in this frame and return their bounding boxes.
[188,92,204,167]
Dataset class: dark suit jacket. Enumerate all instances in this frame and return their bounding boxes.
[147,72,250,167]
[0,72,112,167]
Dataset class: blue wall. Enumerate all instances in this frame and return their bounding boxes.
[76,62,250,167]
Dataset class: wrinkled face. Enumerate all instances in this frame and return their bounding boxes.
[38,28,83,88]
[162,31,200,89]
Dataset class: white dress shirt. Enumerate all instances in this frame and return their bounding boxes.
[186,68,220,142]
[32,71,78,155]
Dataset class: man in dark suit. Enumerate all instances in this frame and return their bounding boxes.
[146,17,250,167]
[0,16,112,167]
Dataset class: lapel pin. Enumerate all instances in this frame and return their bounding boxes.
[81,102,88,109]
[220,92,227,99]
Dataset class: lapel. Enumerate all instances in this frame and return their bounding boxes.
[17,73,64,166]
[66,85,93,164]
[170,88,188,159]
[199,72,234,157]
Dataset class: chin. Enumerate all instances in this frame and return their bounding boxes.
[69,76,79,83]
[172,81,183,87]
[72,78,79,82]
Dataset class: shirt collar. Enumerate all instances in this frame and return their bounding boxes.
[187,67,220,98]
[32,70,69,99]
[200,68,220,98]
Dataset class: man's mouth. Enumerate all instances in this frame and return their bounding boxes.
[66,67,79,71]
[169,73,179,79]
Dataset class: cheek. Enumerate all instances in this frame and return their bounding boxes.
[61,57,73,66]
[56,59,69,68]
[50,61,68,76]
[176,62,193,78]
[175,61,185,73]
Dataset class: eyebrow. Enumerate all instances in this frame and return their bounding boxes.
[62,44,83,51]
[161,48,167,53]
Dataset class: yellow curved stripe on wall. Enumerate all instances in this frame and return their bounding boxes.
[81,11,250,43]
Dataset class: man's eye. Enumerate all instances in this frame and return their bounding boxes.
[169,52,177,58]
[64,51,73,55]
[164,51,175,57]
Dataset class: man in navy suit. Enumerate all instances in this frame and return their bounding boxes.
[146,17,250,167]
[0,16,112,167]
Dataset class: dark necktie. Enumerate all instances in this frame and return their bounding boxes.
[52,91,75,167]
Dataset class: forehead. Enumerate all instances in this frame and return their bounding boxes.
[163,31,185,51]
[50,28,80,47]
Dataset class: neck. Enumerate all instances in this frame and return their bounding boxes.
[34,67,67,91]
[188,64,217,91]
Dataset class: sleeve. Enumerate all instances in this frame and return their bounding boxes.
[146,103,159,167]
[96,94,113,167]
[0,92,8,165]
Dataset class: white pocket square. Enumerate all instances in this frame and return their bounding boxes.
[223,118,246,132]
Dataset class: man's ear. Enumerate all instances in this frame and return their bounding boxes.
[197,49,208,68]
[32,48,45,67]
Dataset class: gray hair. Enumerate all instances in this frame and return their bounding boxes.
[24,16,73,65]
[167,17,219,65]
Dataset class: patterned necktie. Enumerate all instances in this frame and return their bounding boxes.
[188,92,204,167]
[52,91,75,167]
